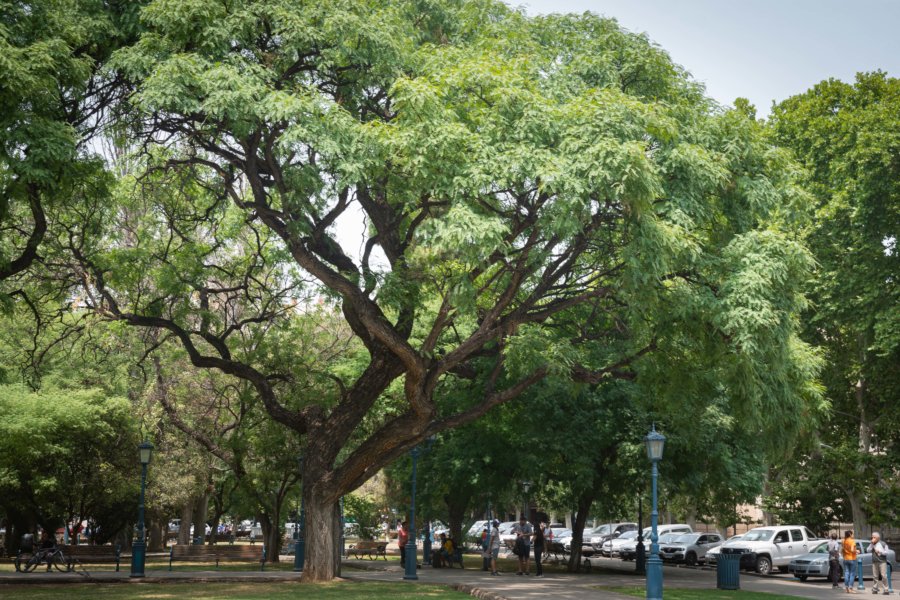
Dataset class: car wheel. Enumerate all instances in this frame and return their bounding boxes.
[797,575,808,581]
[685,552,697,566]
[756,555,773,575]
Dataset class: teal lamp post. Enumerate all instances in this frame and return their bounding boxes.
[645,426,665,600]
[130,441,154,578]
[403,445,421,580]
[294,454,305,572]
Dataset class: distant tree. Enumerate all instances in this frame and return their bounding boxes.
[769,73,900,531]
[0,385,139,553]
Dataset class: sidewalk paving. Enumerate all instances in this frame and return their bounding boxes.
[342,556,879,600]
[0,553,893,600]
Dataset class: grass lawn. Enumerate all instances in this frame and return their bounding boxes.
[609,586,809,600]
[0,581,471,599]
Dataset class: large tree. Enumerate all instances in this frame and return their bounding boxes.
[769,73,900,531]
[22,1,821,580]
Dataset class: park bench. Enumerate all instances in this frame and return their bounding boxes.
[168,544,266,571]
[544,540,568,562]
[63,544,130,571]
[348,540,387,560]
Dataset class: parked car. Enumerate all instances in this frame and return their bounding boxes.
[466,520,490,544]
[619,531,687,561]
[601,529,639,557]
[659,532,724,565]
[620,525,693,560]
[705,534,744,566]
[588,522,638,545]
[497,521,520,546]
[719,525,820,575]
[788,540,896,581]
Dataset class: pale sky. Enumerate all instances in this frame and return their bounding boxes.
[514,0,900,116]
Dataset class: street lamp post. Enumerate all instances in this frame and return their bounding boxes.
[636,496,646,575]
[645,426,666,600]
[130,441,154,578]
[521,480,532,521]
[418,435,436,567]
[294,454,306,572]
[404,446,421,580]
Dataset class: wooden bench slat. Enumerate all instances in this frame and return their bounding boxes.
[169,544,266,571]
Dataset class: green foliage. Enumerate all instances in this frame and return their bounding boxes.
[0,383,139,538]
[769,72,900,524]
[342,493,382,540]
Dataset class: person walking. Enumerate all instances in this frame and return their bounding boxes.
[512,515,533,575]
[843,530,858,593]
[397,520,408,568]
[489,519,502,576]
[828,532,842,589]
[870,532,889,595]
[532,521,546,577]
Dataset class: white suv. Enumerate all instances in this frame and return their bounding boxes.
[720,525,820,575]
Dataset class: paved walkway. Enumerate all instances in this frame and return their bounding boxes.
[0,554,893,600]
[343,556,893,600]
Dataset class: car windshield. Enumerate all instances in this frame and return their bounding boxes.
[675,534,699,543]
[812,542,829,553]
[591,524,613,535]
[742,530,775,542]
[617,530,638,541]
[658,533,681,543]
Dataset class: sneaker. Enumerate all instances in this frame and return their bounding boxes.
[491,571,499,576]
[517,572,523,575]
[874,591,879,595]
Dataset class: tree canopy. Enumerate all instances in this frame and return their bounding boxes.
[3,0,824,579]
[768,72,900,530]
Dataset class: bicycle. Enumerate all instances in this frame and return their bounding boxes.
[14,546,74,573]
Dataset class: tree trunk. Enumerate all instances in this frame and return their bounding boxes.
[194,492,209,544]
[148,513,166,552]
[445,492,469,546]
[566,492,593,572]
[259,512,282,562]
[848,492,869,536]
[302,488,337,582]
[177,502,193,546]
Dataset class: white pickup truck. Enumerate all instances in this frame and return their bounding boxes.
[719,525,820,575]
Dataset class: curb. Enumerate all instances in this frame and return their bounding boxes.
[450,582,509,600]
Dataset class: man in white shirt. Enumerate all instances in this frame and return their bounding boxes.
[512,516,534,575]
[870,532,889,595]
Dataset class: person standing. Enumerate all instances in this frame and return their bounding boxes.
[828,532,842,589]
[397,520,408,568]
[489,519,502,576]
[842,530,858,593]
[532,521,546,577]
[512,516,533,575]
[870,532,889,595]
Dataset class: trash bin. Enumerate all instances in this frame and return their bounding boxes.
[717,548,741,590]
